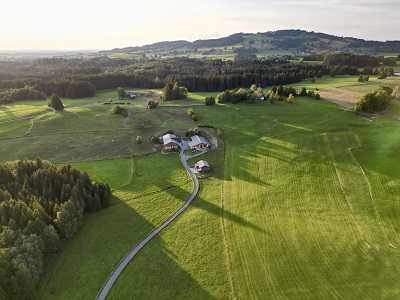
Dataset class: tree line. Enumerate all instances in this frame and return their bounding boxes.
[0,80,96,105]
[0,159,112,299]
[216,84,320,104]
[0,57,329,104]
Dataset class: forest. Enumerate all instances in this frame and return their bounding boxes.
[0,53,397,104]
[0,160,112,300]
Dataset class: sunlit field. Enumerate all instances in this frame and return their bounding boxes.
[1,75,400,299]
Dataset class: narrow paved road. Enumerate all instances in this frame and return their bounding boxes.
[96,150,200,300]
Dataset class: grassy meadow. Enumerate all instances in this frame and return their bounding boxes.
[1,76,400,299]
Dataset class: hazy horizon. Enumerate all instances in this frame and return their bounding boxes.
[1,0,400,51]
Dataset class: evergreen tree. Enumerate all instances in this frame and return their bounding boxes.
[48,94,64,112]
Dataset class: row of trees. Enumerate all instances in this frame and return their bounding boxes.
[355,86,394,113]
[1,57,330,100]
[0,80,96,105]
[36,79,96,99]
[216,85,321,104]
[0,86,45,105]
[0,159,112,299]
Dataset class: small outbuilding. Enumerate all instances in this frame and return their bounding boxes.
[195,160,210,173]
[188,135,210,151]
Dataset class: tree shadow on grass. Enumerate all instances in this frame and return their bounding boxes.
[163,182,265,233]
[37,196,215,300]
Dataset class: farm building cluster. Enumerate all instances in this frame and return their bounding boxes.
[161,133,211,152]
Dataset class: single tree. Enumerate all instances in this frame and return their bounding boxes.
[48,94,64,112]
[205,96,216,106]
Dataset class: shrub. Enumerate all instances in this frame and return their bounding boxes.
[111,105,128,117]
[147,100,159,109]
[205,96,216,106]
[136,136,143,144]
[315,93,321,100]
[355,86,393,113]
[191,114,199,121]
[286,94,295,104]
[378,73,387,80]
[187,108,195,116]
[307,90,316,98]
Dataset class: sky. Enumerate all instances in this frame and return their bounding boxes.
[1,0,399,51]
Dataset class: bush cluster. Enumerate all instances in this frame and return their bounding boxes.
[358,75,370,82]
[147,100,159,109]
[355,86,394,113]
[162,81,188,101]
[217,85,265,104]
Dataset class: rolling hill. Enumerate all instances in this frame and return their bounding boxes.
[102,30,400,59]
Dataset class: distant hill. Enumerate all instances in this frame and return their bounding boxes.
[102,30,400,59]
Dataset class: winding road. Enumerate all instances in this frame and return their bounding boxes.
[96,150,200,300]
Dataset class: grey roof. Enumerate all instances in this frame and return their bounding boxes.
[188,135,209,148]
[162,134,178,145]
[195,160,210,169]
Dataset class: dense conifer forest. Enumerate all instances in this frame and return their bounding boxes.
[0,159,112,299]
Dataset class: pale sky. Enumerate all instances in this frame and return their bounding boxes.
[1,0,399,50]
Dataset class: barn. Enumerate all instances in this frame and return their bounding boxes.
[162,134,179,151]
[188,135,210,151]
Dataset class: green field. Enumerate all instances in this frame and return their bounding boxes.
[1,77,400,299]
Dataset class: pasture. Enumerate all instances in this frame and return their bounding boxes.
[1,76,400,299]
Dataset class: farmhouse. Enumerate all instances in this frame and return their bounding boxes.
[162,133,180,151]
[195,160,210,173]
[188,135,210,151]
[126,91,137,99]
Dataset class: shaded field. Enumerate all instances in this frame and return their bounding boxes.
[37,155,194,299]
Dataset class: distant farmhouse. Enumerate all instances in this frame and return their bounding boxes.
[162,133,179,151]
[188,135,210,152]
[125,91,137,99]
[194,160,210,173]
